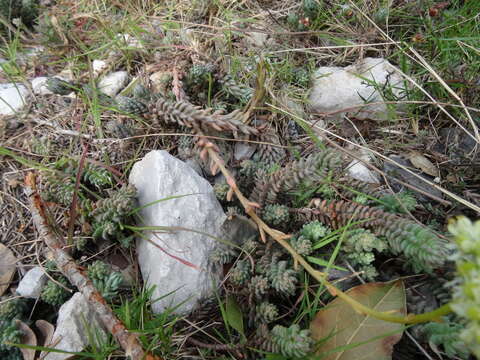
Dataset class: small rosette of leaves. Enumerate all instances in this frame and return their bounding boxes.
[41,277,70,306]
[42,175,75,206]
[114,95,148,115]
[87,261,122,301]
[292,68,310,88]
[448,217,480,358]
[213,183,230,202]
[229,260,252,286]
[187,63,215,86]
[0,298,27,322]
[249,275,270,299]
[45,77,77,95]
[378,192,417,214]
[268,260,297,296]
[82,163,112,189]
[0,319,22,352]
[91,185,137,244]
[300,220,330,242]
[342,229,386,253]
[423,320,470,359]
[220,74,253,104]
[271,324,314,358]
[210,246,238,265]
[255,302,278,324]
[262,204,290,227]
[290,235,313,256]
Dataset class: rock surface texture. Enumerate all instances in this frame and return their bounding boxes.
[31,77,54,95]
[98,71,129,97]
[43,293,107,360]
[0,83,29,115]
[16,267,47,298]
[129,150,226,314]
[383,155,442,201]
[309,57,407,120]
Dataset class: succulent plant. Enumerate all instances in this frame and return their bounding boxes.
[300,220,330,242]
[249,275,270,299]
[378,192,418,214]
[42,175,75,206]
[213,182,230,202]
[268,260,297,296]
[88,263,123,301]
[229,260,252,286]
[187,63,215,85]
[290,235,313,256]
[0,298,27,322]
[241,238,259,254]
[220,74,253,104]
[262,204,290,227]
[41,277,70,306]
[114,95,148,115]
[342,229,386,254]
[271,324,314,358]
[45,77,77,95]
[256,302,279,324]
[91,185,137,243]
[448,217,480,357]
[210,246,238,265]
[292,68,310,88]
[423,320,470,359]
[0,320,22,353]
[82,163,112,189]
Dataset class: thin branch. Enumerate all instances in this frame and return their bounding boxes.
[24,173,161,360]
[206,148,453,324]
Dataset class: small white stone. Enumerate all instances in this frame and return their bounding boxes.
[0,83,29,115]
[16,267,48,298]
[31,77,53,95]
[346,159,380,184]
[43,293,107,360]
[309,57,408,120]
[92,59,108,77]
[98,71,129,97]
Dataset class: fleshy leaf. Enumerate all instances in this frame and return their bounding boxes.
[310,280,406,360]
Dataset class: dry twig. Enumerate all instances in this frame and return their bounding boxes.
[24,173,160,360]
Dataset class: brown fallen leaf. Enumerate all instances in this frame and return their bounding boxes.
[408,151,440,177]
[35,320,55,348]
[16,320,37,360]
[0,243,17,296]
[310,280,406,360]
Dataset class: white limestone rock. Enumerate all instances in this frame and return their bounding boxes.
[309,57,407,120]
[347,159,380,184]
[346,150,380,184]
[31,77,54,95]
[0,83,29,115]
[98,71,129,97]
[92,59,108,77]
[129,150,226,314]
[16,267,48,298]
[43,293,107,360]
